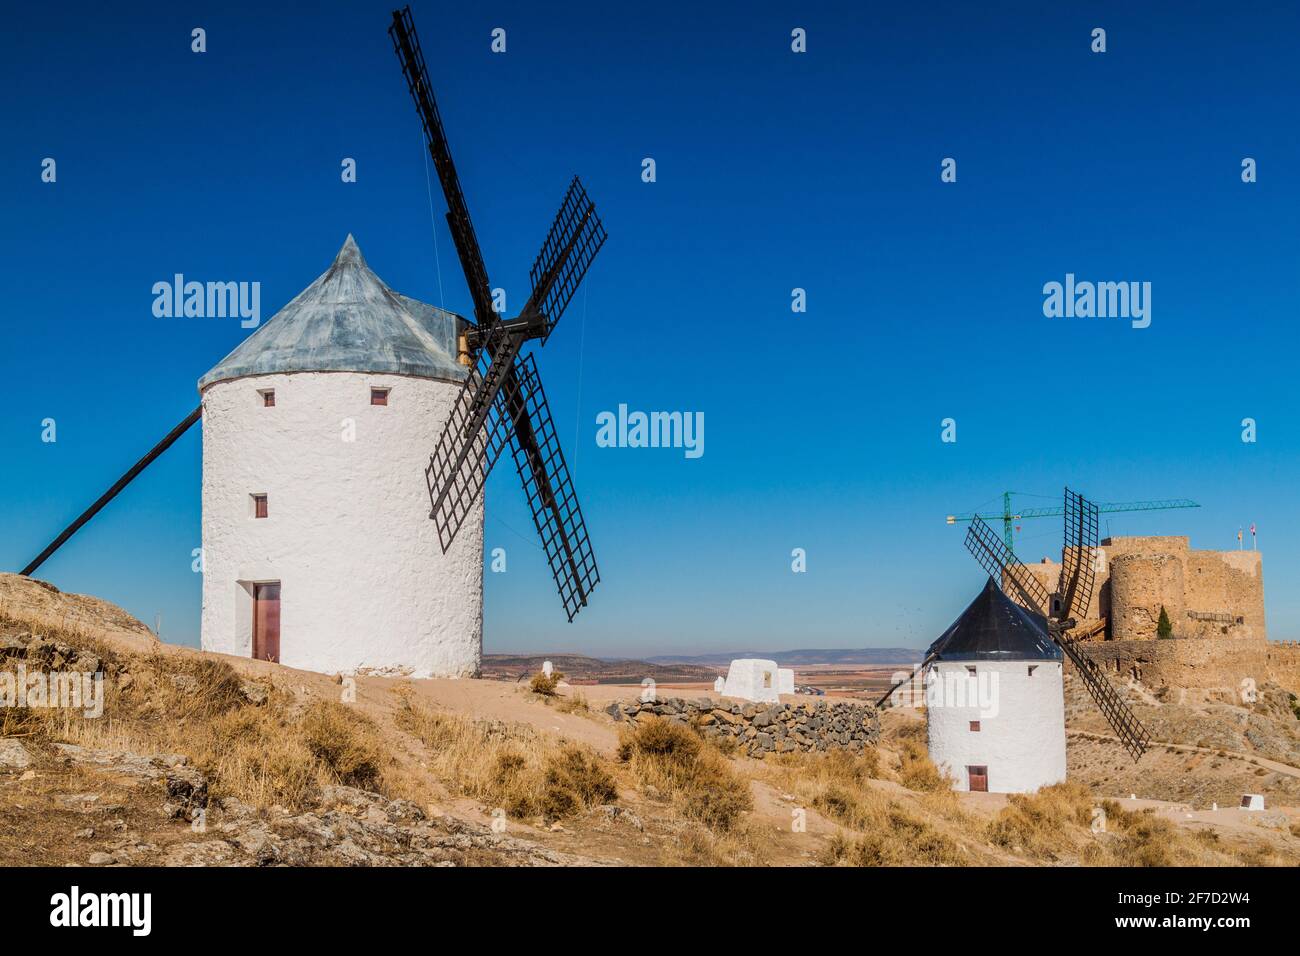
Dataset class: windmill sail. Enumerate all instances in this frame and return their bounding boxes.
[964,510,1150,762]
[425,334,526,549]
[1054,636,1151,760]
[393,5,603,620]
[389,6,497,332]
[964,516,1050,613]
[526,176,607,342]
[506,353,600,620]
[1058,488,1099,620]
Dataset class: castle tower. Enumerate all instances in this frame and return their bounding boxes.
[926,579,1066,794]
[197,236,483,678]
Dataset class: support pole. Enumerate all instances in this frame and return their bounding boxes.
[20,406,202,578]
[1003,490,1014,552]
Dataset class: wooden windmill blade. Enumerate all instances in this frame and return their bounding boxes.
[875,652,936,708]
[389,5,497,333]
[1057,487,1099,622]
[964,509,1149,761]
[393,6,604,620]
[963,516,1051,614]
[20,406,203,577]
[424,334,527,548]
[1053,637,1151,761]
[524,176,608,343]
[504,353,600,621]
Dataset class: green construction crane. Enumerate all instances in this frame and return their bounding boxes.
[946,492,1200,552]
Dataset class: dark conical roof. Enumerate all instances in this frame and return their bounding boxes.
[199,235,466,390]
[926,578,1061,662]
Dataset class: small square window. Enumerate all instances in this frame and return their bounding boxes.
[1028,665,1038,677]
[965,665,977,676]
[259,389,275,407]
[969,720,981,732]
[371,388,389,406]
[252,494,268,519]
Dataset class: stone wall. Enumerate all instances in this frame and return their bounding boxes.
[605,696,879,758]
[1267,642,1300,695]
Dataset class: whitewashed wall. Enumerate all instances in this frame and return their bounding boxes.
[200,370,482,678]
[926,660,1066,794]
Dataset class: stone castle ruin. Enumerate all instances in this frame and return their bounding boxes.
[1008,536,1299,695]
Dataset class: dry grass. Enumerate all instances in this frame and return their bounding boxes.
[553,692,589,714]
[2,611,393,811]
[394,691,615,822]
[984,784,1296,866]
[822,802,966,866]
[897,738,951,792]
[986,782,1096,859]
[617,717,753,833]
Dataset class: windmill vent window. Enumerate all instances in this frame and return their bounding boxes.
[259,389,275,407]
[251,494,268,519]
[371,388,389,406]
[965,665,977,676]
[1027,665,1038,677]
[969,720,981,732]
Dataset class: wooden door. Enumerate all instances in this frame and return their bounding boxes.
[967,765,988,792]
[253,583,281,663]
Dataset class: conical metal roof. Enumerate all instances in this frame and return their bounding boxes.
[926,578,1061,662]
[198,235,466,390]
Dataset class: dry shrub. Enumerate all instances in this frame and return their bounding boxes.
[396,694,615,821]
[299,700,384,790]
[540,745,618,818]
[823,802,965,867]
[661,819,767,866]
[897,739,950,792]
[529,670,564,696]
[202,706,319,808]
[618,717,752,832]
[813,783,889,831]
[986,782,1095,858]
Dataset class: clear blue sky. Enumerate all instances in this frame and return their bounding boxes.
[2,1,1297,657]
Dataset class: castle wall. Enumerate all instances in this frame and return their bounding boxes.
[1267,642,1300,695]
[1079,637,1270,696]
[1011,536,1265,642]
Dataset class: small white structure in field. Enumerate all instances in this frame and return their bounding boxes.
[713,676,725,693]
[198,236,482,678]
[542,660,554,678]
[925,579,1066,794]
[778,668,795,695]
[721,658,782,703]
[1240,793,1265,811]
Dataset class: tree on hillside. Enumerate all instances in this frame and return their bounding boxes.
[1157,605,1173,639]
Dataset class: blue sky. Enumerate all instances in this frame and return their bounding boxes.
[2,1,1297,657]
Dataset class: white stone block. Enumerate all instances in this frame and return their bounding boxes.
[721,658,781,703]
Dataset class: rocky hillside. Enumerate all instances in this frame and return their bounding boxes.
[3,573,1299,868]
